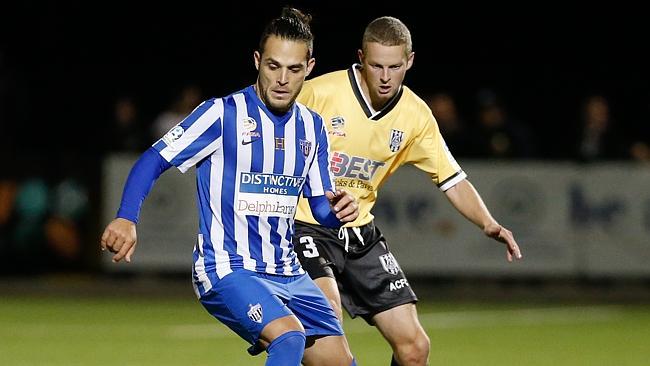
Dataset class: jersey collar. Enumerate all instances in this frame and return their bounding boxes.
[245,85,295,125]
[347,64,403,121]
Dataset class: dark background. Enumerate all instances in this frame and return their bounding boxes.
[1,1,649,274]
[2,1,649,158]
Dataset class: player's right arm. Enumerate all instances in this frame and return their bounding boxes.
[102,98,224,262]
[101,218,137,263]
[100,147,172,262]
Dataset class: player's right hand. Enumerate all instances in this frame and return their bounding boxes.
[100,218,137,263]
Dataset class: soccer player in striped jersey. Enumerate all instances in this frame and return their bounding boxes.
[292,16,523,366]
[101,8,359,366]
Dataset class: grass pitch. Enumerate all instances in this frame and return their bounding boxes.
[1,295,649,365]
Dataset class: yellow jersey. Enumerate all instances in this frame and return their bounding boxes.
[296,65,466,227]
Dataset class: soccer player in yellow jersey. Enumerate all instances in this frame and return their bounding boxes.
[293,16,523,366]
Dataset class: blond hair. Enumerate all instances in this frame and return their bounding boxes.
[362,16,412,54]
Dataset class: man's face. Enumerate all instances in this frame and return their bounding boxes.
[358,42,413,109]
[255,35,315,114]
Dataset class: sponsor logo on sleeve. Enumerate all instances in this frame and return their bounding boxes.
[162,125,185,146]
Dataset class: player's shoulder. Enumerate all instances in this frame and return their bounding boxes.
[185,97,222,117]
[400,86,433,115]
[398,86,437,125]
[201,97,220,107]
[305,69,349,92]
[208,90,238,110]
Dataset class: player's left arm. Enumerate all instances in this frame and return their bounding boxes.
[444,179,523,262]
[303,110,359,226]
[325,189,358,222]
[307,190,358,227]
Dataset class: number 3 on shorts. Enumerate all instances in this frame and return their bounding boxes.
[300,236,320,258]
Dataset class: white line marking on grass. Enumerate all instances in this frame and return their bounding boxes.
[2,324,144,337]
[165,305,625,339]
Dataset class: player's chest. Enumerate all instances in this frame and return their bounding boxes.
[324,114,409,160]
[220,118,317,172]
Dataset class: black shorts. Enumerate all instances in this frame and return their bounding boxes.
[293,221,417,324]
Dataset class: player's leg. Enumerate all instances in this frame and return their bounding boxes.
[372,303,430,366]
[293,222,357,365]
[293,221,346,322]
[339,222,429,366]
[303,335,356,366]
[260,315,307,366]
[286,272,355,366]
[199,270,306,365]
[314,276,344,321]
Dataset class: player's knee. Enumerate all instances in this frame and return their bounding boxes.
[395,330,430,365]
[331,352,354,366]
[414,331,431,359]
[303,335,354,366]
[324,338,354,366]
[266,330,306,366]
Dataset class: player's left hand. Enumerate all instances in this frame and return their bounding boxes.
[326,189,358,223]
[484,223,522,262]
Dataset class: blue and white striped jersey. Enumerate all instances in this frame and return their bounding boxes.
[152,85,335,297]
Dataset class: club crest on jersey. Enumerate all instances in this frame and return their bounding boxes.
[247,303,263,323]
[329,116,346,137]
[299,139,312,157]
[162,125,185,146]
[379,253,400,275]
[389,129,404,152]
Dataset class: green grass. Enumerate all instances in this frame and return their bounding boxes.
[1,296,649,365]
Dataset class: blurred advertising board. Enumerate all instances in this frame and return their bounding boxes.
[103,155,650,278]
